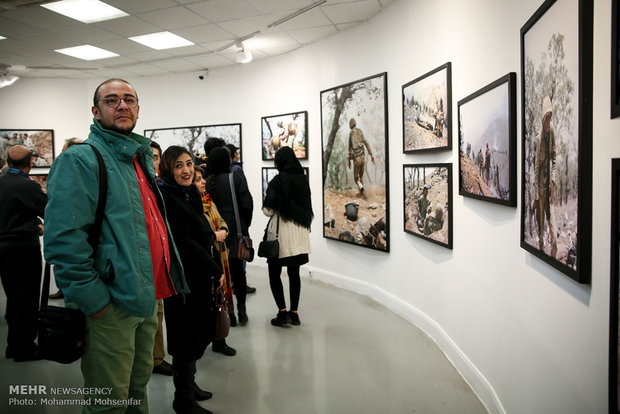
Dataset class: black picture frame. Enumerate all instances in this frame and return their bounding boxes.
[520,0,593,283]
[402,62,452,153]
[261,166,308,202]
[0,129,55,168]
[320,72,389,252]
[403,163,453,249]
[612,0,620,118]
[610,158,620,414]
[458,72,517,207]
[144,123,242,161]
[261,111,308,160]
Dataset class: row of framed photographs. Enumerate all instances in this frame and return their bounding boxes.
[319,0,592,286]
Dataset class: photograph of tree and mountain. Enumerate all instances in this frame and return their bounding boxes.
[402,63,451,152]
[458,73,516,206]
[145,124,241,159]
[404,164,452,249]
[521,0,584,276]
[321,73,389,252]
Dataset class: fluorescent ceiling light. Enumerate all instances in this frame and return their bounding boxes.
[0,35,6,40]
[55,45,119,61]
[42,0,128,23]
[129,32,194,50]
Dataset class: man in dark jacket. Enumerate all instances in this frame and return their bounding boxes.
[0,145,47,361]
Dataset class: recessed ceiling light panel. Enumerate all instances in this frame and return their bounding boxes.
[42,0,128,24]
[129,31,194,50]
[55,45,119,61]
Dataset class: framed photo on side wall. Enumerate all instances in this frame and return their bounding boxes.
[321,72,389,252]
[262,111,308,160]
[520,0,593,283]
[145,123,242,160]
[609,158,620,414]
[402,62,452,153]
[612,0,620,118]
[403,163,453,249]
[0,129,55,168]
[458,72,517,206]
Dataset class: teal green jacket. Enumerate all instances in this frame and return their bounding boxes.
[44,120,188,317]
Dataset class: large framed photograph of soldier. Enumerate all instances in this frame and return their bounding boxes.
[403,163,453,249]
[262,166,308,202]
[320,72,389,252]
[144,123,242,160]
[612,0,620,118]
[520,0,593,283]
[458,72,517,207]
[262,111,308,160]
[402,62,452,153]
[609,158,620,414]
[0,129,55,169]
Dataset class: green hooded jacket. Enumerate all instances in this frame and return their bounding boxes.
[44,120,188,317]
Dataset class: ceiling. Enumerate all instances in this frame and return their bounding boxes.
[0,0,392,79]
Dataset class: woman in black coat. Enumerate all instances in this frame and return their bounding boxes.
[159,145,223,414]
[205,147,253,325]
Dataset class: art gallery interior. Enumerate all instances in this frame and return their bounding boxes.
[0,0,617,413]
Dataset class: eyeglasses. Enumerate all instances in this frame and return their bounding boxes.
[97,95,139,109]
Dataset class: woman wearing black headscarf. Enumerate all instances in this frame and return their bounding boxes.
[262,146,313,326]
[158,145,223,414]
[205,146,253,326]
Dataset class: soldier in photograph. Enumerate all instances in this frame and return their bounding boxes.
[484,142,492,184]
[416,184,431,232]
[347,118,375,199]
[533,96,558,258]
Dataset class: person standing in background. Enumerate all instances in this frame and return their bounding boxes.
[0,145,47,361]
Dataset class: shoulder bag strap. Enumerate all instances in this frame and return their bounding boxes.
[228,172,242,237]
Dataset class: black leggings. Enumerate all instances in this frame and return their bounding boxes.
[268,261,301,311]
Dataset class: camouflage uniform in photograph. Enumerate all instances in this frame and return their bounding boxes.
[534,96,558,258]
[347,118,374,198]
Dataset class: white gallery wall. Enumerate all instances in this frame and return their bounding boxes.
[0,0,616,413]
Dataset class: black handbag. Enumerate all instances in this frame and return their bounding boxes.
[214,287,230,340]
[258,215,280,259]
[37,144,107,364]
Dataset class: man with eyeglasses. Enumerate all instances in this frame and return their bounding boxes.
[44,78,189,413]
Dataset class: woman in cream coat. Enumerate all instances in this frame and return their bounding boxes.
[262,146,313,326]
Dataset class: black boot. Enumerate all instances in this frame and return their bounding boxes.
[229,311,238,327]
[172,358,213,414]
[238,303,248,326]
[191,381,213,401]
[271,310,291,327]
[212,338,236,356]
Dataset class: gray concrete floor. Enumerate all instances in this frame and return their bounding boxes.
[0,267,487,414]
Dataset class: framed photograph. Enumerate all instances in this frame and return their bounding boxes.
[609,158,620,414]
[262,111,308,160]
[320,72,389,252]
[403,163,453,249]
[30,173,48,194]
[612,0,620,118]
[261,166,308,201]
[458,72,517,206]
[0,129,55,169]
[144,123,242,160]
[520,0,593,283]
[402,62,452,153]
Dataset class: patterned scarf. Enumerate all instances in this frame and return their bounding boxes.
[202,192,234,309]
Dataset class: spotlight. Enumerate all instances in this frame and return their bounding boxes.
[0,73,19,88]
[235,42,252,64]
